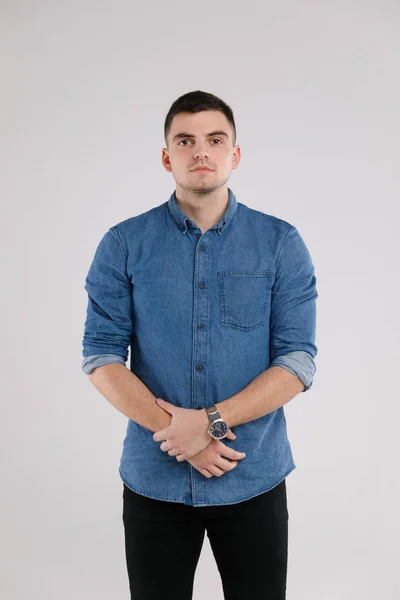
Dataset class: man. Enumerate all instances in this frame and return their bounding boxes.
[81,90,318,600]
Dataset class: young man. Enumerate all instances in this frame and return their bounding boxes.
[81,90,318,600]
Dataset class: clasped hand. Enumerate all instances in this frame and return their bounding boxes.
[152,398,235,461]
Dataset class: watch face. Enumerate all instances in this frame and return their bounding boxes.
[210,420,228,439]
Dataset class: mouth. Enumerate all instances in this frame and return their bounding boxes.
[191,167,214,172]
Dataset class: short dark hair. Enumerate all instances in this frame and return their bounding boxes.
[164,90,237,148]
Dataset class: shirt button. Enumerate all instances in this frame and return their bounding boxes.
[196,364,204,371]
[200,245,205,251]
[199,282,205,288]
[198,322,204,329]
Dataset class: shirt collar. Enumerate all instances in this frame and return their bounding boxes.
[167,187,238,235]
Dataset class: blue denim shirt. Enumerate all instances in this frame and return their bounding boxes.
[81,187,318,506]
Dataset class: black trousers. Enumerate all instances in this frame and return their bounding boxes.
[122,478,288,600]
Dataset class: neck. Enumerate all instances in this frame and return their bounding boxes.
[175,186,229,233]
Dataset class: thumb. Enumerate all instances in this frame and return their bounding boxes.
[226,428,236,440]
[156,398,174,413]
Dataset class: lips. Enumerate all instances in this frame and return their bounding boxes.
[192,167,213,171]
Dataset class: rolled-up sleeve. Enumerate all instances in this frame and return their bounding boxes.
[81,354,127,375]
[270,350,316,391]
[269,226,318,392]
[81,226,133,366]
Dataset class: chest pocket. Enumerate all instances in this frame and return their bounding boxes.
[218,271,273,331]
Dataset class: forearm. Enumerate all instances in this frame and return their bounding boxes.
[88,363,171,432]
[216,366,305,428]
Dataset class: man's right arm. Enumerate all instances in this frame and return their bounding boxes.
[81,227,172,433]
[81,226,245,477]
[87,362,172,433]
[88,362,245,479]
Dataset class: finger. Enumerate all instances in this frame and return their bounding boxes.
[201,469,213,479]
[153,429,168,442]
[160,441,172,452]
[208,464,225,477]
[226,429,236,440]
[217,442,246,460]
[216,457,238,472]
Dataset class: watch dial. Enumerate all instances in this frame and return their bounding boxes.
[211,421,228,438]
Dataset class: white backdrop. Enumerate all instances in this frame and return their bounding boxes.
[1,1,399,598]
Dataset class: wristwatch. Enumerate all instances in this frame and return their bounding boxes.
[205,405,228,440]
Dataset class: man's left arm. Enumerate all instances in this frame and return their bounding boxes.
[216,225,318,428]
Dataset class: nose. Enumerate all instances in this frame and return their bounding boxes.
[194,148,209,159]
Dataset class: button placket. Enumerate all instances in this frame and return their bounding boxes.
[192,234,211,416]
[190,232,214,504]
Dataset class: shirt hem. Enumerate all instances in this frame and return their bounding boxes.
[119,463,296,507]
[119,468,187,504]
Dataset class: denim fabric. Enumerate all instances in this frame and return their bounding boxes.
[82,349,315,388]
[81,187,318,506]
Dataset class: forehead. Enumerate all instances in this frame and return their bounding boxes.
[169,110,231,138]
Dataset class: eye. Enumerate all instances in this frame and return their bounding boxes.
[178,138,223,146]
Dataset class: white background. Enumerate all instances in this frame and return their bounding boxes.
[1,1,399,598]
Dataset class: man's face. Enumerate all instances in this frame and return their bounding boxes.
[162,110,240,194]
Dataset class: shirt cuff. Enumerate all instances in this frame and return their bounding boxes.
[82,354,126,375]
[270,350,316,392]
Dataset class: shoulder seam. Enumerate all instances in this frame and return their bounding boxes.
[276,225,296,272]
[110,226,128,264]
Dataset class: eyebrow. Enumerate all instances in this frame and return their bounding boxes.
[172,130,229,142]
